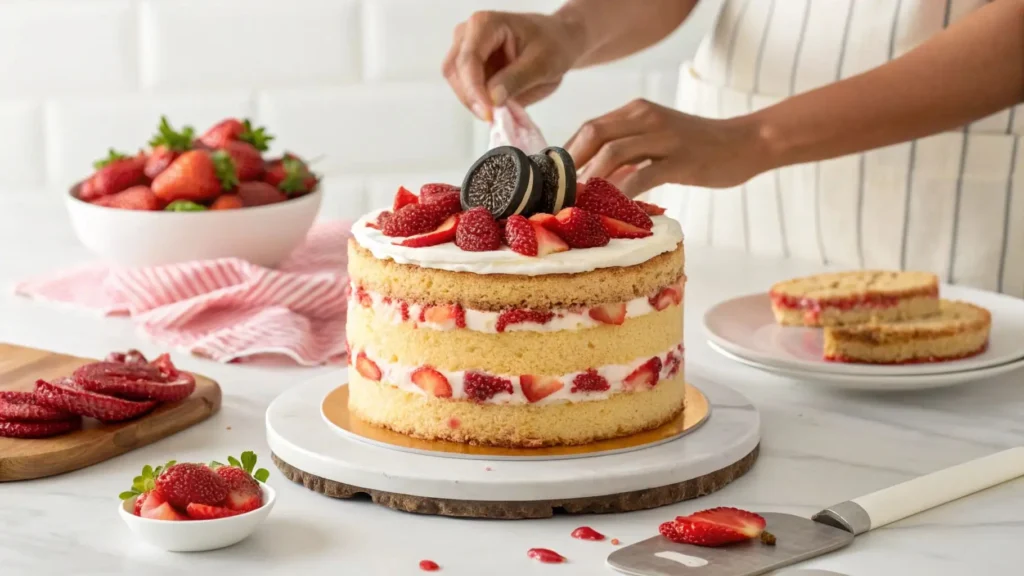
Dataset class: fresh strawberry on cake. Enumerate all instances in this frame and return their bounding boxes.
[769,270,940,327]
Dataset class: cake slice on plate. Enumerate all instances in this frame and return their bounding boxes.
[823,300,991,364]
[770,270,939,327]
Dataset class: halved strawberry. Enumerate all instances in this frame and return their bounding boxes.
[186,503,243,520]
[396,214,458,248]
[392,186,418,211]
[420,183,459,203]
[532,221,570,256]
[649,281,683,311]
[588,302,627,325]
[383,203,446,237]
[577,178,653,230]
[623,357,662,391]
[419,304,466,329]
[659,507,766,547]
[599,215,653,239]
[520,375,563,403]
[504,215,537,256]
[355,352,382,381]
[528,213,557,230]
[553,207,609,248]
[154,462,229,509]
[635,200,666,216]
[142,494,188,521]
[411,367,452,398]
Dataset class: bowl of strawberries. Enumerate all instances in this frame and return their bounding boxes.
[118,451,276,552]
[66,116,322,268]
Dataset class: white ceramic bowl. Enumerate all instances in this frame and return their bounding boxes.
[67,186,322,267]
[119,484,276,552]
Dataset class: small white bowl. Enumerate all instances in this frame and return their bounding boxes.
[67,186,322,268]
[119,484,276,552]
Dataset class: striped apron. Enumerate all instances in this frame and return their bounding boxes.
[646,0,1023,297]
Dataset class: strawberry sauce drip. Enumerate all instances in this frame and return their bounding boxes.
[418,560,440,571]
[527,548,566,563]
[571,526,605,541]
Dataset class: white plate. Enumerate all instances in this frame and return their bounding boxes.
[707,340,1024,391]
[702,284,1024,376]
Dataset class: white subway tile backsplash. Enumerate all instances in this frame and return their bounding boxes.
[258,84,473,174]
[140,0,362,90]
[0,101,45,188]
[0,0,137,96]
[45,93,255,186]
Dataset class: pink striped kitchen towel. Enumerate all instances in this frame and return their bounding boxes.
[15,221,353,366]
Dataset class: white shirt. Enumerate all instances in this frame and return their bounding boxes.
[647,0,1023,297]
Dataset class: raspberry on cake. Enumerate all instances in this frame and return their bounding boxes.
[823,300,991,364]
[770,270,940,327]
[346,163,685,448]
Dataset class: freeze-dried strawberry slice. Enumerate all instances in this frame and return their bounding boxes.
[0,416,81,439]
[34,378,157,423]
[0,390,75,421]
[495,309,555,333]
[72,362,196,403]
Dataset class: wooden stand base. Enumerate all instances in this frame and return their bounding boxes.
[272,444,759,519]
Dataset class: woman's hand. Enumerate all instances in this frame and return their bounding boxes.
[566,99,771,197]
[442,11,585,121]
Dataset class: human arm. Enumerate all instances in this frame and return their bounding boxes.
[442,0,699,120]
[568,0,1024,196]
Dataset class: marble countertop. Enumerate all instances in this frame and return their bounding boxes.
[2,240,1023,576]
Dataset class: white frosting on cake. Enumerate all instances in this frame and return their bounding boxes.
[351,210,683,276]
[357,343,684,405]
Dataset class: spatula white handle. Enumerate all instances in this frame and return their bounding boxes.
[816,447,1024,534]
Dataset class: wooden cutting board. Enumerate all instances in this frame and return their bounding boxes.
[0,343,221,482]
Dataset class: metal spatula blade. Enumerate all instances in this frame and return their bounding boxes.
[608,512,852,576]
[607,447,1024,576]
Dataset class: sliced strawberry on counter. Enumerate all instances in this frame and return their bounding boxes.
[659,507,767,547]
[463,372,513,402]
[504,215,537,256]
[635,200,666,216]
[553,207,609,248]
[623,357,663,391]
[0,390,76,421]
[237,181,288,207]
[600,215,653,239]
[34,378,157,422]
[383,203,446,237]
[210,194,244,210]
[152,150,237,204]
[264,153,317,196]
[355,352,382,382]
[571,369,610,393]
[154,462,229,509]
[533,221,570,256]
[220,140,265,181]
[92,185,162,211]
[392,186,419,211]
[455,207,501,251]
[396,214,459,248]
[649,282,683,311]
[520,375,564,403]
[420,183,459,203]
[420,304,466,329]
[186,503,243,520]
[0,417,81,439]
[588,302,627,325]
[577,178,653,230]
[411,367,453,398]
[79,149,148,201]
[495,309,554,333]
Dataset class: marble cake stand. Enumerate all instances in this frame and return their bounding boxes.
[266,373,761,519]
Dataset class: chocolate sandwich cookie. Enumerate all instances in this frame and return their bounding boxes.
[461,146,541,219]
[533,146,576,214]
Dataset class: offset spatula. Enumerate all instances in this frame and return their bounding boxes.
[608,447,1024,576]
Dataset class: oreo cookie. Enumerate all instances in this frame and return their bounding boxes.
[461,146,541,219]
[533,146,576,214]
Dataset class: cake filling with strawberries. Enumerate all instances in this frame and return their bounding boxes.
[351,343,684,405]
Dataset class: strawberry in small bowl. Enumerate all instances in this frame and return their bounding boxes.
[67,116,322,268]
[118,451,276,552]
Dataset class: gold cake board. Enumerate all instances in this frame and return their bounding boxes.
[271,381,760,519]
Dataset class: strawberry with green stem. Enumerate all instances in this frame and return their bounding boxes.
[119,459,176,515]
[210,451,270,512]
[264,153,319,196]
[152,149,238,203]
[146,116,196,179]
[199,118,274,151]
[80,148,147,201]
